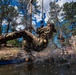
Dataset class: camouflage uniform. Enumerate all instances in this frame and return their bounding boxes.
[22,23,56,52]
[36,26,53,39]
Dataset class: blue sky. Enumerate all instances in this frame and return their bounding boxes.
[36,0,76,22]
[1,0,76,46]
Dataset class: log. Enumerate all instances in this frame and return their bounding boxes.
[0,23,56,52]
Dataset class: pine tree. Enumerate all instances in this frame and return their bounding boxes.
[48,1,61,23]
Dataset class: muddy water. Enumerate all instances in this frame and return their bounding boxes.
[0,62,76,75]
[0,44,76,75]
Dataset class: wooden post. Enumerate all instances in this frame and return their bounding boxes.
[29,0,33,32]
[42,0,44,26]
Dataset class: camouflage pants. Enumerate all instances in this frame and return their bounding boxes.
[22,40,31,53]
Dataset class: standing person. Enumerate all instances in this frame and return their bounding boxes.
[70,33,76,50]
[58,33,65,48]
[58,33,66,55]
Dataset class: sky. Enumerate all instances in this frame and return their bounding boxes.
[2,0,76,30]
[36,0,76,22]
[2,0,76,44]
[38,0,76,11]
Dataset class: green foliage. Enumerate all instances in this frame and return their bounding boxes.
[62,21,70,34]
[48,1,61,23]
[57,2,76,37]
[63,2,76,19]
[74,30,76,35]
[7,39,22,47]
[0,0,19,34]
[17,0,40,30]
[72,30,76,35]
[0,0,18,19]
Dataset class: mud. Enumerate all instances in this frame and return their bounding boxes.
[0,44,76,66]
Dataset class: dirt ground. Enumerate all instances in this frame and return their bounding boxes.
[0,45,75,63]
[0,47,26,60]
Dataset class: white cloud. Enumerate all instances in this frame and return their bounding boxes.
[16,25,24,31]
[2,19,8,25]
[36,0,76,22]
[58,0,73,6]
[36,0,51,22]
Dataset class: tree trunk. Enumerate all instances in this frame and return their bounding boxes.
[6,22,10,33]
[0,25,2,36]
[0,19,2,36]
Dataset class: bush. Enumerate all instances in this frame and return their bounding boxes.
[7,39,22,47]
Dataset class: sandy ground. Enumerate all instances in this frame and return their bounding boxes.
[0,45,76,64]
[0,47,26,60]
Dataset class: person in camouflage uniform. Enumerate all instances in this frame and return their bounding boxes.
[0,23,56,53]
[36,23,56,39]
[70,33,76,50]
[22,23,56,53]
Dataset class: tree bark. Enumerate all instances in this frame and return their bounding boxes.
[0,19,2,36]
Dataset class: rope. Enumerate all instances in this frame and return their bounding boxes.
[26,0,50,19]
[26,0,32,11]
[38,0,50,19]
